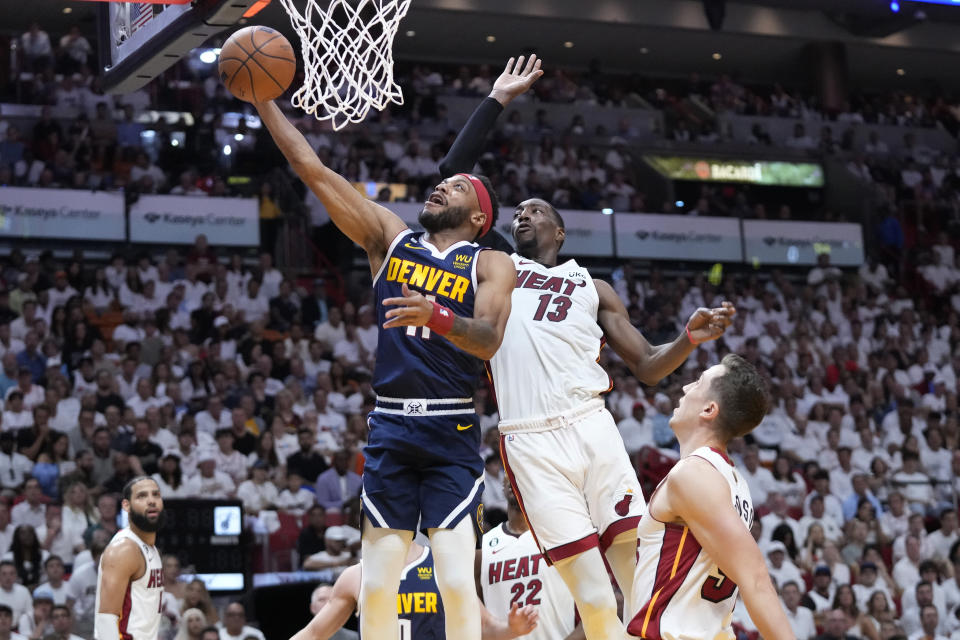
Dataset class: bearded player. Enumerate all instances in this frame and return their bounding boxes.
[628,355,793,640]
[251,55,544,640]
[94,476,165,640]
[440,79,735,639]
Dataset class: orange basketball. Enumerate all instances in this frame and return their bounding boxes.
[219,26,296,102]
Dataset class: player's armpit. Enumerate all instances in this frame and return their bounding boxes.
[96,540,146,617]
[666,458,795,640]
[291,566,360,640]
[252,100,407,272]
[446,250,515,361]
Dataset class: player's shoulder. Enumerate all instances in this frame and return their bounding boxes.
[477,249,517,280]
[668,455,730,496]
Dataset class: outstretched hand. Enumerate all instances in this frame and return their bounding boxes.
[686,301,736,345]
[489,55,544,107]
[382,283,433,329]
[506,602,539,636]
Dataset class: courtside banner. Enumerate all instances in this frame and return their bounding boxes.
[615,213,742,261]
[742,220,864,266]
[129,195,259,246]
[0,187,125,241]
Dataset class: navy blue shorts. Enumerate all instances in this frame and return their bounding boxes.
[362,410,485,535]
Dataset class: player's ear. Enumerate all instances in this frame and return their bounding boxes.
[699,400,719,422]
[556,226,565,245]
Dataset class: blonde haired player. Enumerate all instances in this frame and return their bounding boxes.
[628,354,794,640]
[94,477,165,640]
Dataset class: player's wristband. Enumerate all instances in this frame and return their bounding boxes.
[685,324,700,346]
[95,613,121,640]
[426,301,455,335]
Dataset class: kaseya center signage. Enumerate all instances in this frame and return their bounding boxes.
[129,195,259,246]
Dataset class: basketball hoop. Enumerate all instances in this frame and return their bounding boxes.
[276,0,411,130]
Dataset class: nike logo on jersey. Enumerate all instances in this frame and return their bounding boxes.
[404,242,429,251]
[457,423,474,431]
[517,259,538,265]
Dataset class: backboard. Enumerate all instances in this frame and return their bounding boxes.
[97,0,264,94]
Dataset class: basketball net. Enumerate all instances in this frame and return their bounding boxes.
[277,0,411,130]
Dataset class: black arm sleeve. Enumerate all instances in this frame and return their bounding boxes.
[437,97,504,178]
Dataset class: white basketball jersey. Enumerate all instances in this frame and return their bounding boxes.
[489,255,610,421]
[630,447,754,640]
[95,528,163,640]
[481,523,576,640]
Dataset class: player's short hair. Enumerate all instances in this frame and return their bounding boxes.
[122,475,158,501]
[0,605,10,616]
[543,200,565,250]
[709,354,768,442]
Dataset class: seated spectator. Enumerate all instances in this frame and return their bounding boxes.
[782,580,816,640]
[19,586,52,638]
[45,603,83,640]
[285,429,328,484]
[183,450,235,499]
[275,471,314,516]
[36,556,67,604]
[314,451,361,513]
[766,541,803,589]
[236,461,278,517]
[301,526,355,571]
[296,505,326,564]
[0,562,31,622]
[11,480,46,530]
[907,604,947,640]
[852,562,893,611]
[218,601,264,640]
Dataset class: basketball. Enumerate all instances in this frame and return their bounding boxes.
[218,25,296,102]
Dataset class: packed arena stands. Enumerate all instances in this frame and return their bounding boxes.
[1,15,960,640]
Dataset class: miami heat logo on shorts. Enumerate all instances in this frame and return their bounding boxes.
[614,490,635,517]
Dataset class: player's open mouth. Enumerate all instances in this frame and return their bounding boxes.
[427,192,446,206]
[515,223,532,233]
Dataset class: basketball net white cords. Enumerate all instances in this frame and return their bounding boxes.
[277,0,411,130]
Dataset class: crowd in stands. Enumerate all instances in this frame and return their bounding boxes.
[1,16,960,640]
[4,22,960,227]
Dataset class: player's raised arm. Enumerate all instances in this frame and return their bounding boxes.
[94,540,144,640]
[382,249,515,360]
[439,55,544,178]
[664,458,794,640]
[290,566,360,640]
[252,100,407,271]
[595,280,735,385]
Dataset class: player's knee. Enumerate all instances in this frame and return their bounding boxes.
[433,570,475,605]
[360,573,395,607]
[569,581,617,618]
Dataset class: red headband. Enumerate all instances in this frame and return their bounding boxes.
[457,173,493,237]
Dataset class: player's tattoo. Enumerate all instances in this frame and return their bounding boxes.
[446,316,499,356]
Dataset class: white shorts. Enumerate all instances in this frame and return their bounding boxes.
[499,399,645,564]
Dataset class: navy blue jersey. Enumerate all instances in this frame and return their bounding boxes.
[373,230,486,399]
[360,546,444,640]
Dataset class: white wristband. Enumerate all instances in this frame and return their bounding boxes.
[94,612,121,640]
